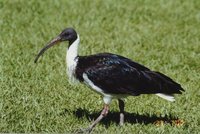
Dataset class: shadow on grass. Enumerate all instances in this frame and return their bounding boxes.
[63,108,179,128]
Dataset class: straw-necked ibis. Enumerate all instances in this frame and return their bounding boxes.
[35,28,184,132]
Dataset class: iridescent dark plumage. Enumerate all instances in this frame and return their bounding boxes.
[75,53,184,95]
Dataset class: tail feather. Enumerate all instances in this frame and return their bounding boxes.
[155,71,184,93]
[144,71,184,94]
[156,93,175,102]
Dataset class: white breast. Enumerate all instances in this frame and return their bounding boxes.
[66,35,80,83]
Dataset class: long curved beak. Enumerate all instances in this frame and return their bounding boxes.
[34,36,61,63]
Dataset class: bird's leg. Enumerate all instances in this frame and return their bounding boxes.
[118,99,125,126]
[88,104,109,132]
[79,104,109,133]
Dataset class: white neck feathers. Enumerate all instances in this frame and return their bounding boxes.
[67,35,80,63]
[66,35,80,83]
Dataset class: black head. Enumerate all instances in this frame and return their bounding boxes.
[59,28,77,44]
[34,27,78,63]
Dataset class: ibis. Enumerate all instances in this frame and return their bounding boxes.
[35,28,184,132]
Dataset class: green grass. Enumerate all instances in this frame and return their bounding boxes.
[0,0,200,133]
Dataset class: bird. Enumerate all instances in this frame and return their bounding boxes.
[34,27,184,132]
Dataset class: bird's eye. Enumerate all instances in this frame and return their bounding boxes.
[64,32,70,36]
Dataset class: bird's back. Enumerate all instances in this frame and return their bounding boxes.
[75,53,184,95]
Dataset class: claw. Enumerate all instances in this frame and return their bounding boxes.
[74,127,93,134]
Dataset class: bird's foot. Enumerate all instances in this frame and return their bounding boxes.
[74,127,93,134]
[75,105,109,134]
[119,113,124,126]
[119,121,124,126]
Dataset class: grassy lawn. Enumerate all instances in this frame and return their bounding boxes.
[0,0,200,133]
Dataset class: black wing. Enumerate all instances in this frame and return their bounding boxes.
[109,53,150,71]
[75,53,184,95]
